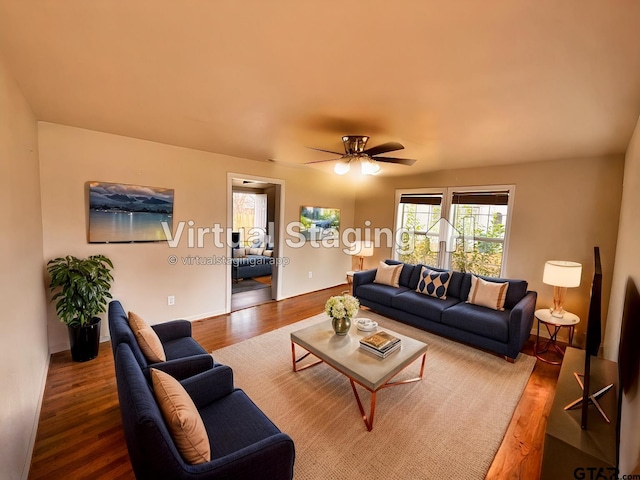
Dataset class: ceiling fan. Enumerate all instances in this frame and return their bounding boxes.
[306,135,416,175]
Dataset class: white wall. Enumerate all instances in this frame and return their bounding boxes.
[0,55,49,479]
[38,123,355,352]
[604,116,640,475]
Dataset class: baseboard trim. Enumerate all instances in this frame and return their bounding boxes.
[22,351,51,480]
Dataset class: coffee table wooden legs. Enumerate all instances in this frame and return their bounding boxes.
[349,353,427,431]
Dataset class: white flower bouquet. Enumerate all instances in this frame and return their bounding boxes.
[325,294,360,320]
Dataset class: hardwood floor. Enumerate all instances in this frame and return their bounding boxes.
[29,285,559,479]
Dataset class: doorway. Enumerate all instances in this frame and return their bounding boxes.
[227,174,284,312]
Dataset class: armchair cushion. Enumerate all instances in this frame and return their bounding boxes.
[129,311,166,363]
[151,368,211,464]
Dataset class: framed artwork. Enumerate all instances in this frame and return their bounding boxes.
[299,206,340,241]
[88,181,174,243]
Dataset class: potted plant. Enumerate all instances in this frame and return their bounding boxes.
[47,255,114,362]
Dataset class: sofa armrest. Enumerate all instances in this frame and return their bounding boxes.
[152,319,192,342]
[507,290,537,359]
[180,364,235,407]
[353,268,377,295]
[145,354,214,382]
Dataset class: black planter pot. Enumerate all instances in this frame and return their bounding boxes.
[67,317,101,362]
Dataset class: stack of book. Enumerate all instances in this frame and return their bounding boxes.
[360,331,401,358]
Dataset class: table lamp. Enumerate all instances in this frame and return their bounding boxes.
[349,241,374,271]
[542,260,582,318]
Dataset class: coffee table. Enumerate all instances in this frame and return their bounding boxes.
[290,319,428,431]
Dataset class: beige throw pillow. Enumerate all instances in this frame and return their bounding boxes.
[151,369,211,465]
[248,247,264,256]
[128,311,166,363]
[373,262,402,288]
[466,275,509,311]
[232,248,246,258]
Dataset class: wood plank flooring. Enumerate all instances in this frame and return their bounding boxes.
[29,285,559,479]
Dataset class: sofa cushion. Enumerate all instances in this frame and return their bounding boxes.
[384,260,417,289]
[129,312,166,363]
[356,283,409,307]
[467,275,509,311]
[392,290,460,323]
[416,267,452,299]
[151,368,211,465]
[460,274,528,309]
[374,262,402,287]
[419,265,465,299]
[441,302,510,343]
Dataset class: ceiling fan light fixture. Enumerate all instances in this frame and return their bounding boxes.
[334,159,351,175]
[360,157,381,175]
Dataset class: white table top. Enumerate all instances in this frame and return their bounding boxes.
[290,317,428,391]
[535,308,580,326]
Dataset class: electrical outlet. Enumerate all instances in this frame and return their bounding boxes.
[167,295,175,306]
[308,271,312,278]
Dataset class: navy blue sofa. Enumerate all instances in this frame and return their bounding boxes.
[108,300,215,380]
[115,342,295,480]
[232,255,274,281]
[353,260,537,362]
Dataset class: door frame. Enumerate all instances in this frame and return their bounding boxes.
[226,172,285,313]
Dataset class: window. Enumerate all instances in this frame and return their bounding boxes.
[396,192,443,267]
[232,192,267,246]
[395,186,514,276]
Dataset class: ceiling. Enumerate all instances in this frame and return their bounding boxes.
[1,0,639,176]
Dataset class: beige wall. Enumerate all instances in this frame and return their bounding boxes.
[604,117,640,474]
[38,123,355,352]
[354,156,624,344]
[0,56,49,479]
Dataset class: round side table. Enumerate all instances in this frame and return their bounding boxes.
[534,308,580,365]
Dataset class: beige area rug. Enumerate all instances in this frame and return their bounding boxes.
[212,312,536,480]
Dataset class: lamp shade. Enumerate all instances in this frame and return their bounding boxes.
[348,241,374,257]
[543,260,582,287]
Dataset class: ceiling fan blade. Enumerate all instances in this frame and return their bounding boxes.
[306,147,344,156]
[363,141,404,157]
[305,157,345,165]
[372,156,416,166]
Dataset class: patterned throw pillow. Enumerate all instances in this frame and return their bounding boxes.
[416,267,452,299]
[373,262,402,288]
[466,275,509,311]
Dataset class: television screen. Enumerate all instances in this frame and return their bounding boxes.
[88,181,174,243]
[581,246,603,429]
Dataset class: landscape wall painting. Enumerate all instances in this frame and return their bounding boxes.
[299,206,340,241]
[88,181,174,243]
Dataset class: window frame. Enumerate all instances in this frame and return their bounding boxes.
[394,185,516,276]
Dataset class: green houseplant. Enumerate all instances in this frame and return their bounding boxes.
[47,255,114,362]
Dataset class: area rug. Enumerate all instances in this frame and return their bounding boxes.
[211,311,536,480]
[231,278,270,294]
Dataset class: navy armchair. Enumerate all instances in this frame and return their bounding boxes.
[115,343,295,480]
[108,300,214,380]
